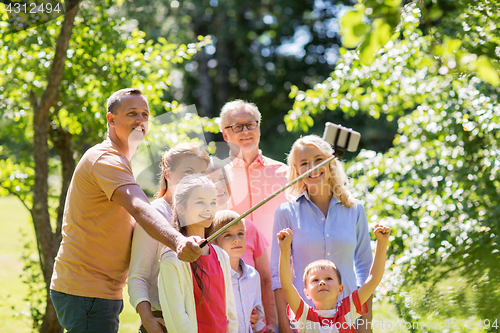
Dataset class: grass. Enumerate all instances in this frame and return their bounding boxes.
[1,195,408,332]
[372,298,410,333]
[0,196,140,332]
[0,196,34,332]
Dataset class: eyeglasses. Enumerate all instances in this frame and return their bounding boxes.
[224,121,259,133]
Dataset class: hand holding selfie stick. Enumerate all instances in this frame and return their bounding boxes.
[200,123,361,248]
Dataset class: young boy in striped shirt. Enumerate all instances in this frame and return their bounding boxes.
[277,224,390,332]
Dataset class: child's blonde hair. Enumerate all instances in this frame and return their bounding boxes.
[207,210,245,241]
[286,135,354,207]
[303,259,342,286]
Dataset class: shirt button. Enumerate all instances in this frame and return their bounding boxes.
[327,252,330,255]
[327,234,329,237]
[322,218,325,220]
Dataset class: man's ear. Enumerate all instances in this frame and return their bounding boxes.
[222,129,229,142]
[106,112,114,126]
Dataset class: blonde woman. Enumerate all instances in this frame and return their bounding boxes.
[270,135,373,333]
[128,143,210,333]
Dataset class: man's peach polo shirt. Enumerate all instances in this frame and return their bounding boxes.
[50,138,137,300]
[225,151,288,249]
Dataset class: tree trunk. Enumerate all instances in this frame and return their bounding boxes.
[40,296,63,333]
[195,49,213,118]
[192,8,214,142]
[192,10,213,118]
[50,125,76,245]
[31,3,79,333]
[214,8,230,111]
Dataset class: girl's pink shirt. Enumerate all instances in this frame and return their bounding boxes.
[193,243,227,333]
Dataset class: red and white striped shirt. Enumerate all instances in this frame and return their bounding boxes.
[288,289,368,333]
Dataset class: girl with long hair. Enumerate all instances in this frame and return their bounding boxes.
[158,174,238,332]
[270,135,373,333]
[128,143,210,333]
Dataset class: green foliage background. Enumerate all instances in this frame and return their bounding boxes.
[289,1,500,330]
[1,0,500,331]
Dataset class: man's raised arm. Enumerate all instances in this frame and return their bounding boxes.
[111,184,202,262]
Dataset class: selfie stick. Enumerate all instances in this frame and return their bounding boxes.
[200,123,361,248]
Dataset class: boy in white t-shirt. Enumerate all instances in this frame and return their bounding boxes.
[277,224,390,332]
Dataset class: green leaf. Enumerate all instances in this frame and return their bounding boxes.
[339,8,365,48]
[353,23,369,37]
[384,0,402,7]
[377,22,392,46]
[476,56,499,86]
[429,5,444,21]
[305,115,314,127]
[359,33,379,65]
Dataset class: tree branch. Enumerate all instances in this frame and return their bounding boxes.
[32,0,79,288]
[37,4,79,118]
[49,125,75,245]
[32,4,80,333]
[0,184,32,213]
[430,263,467,287]
[29,90,38,110]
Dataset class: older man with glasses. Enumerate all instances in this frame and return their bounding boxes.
[219,99,287,333]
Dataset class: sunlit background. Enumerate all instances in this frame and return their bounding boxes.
[1,0,499,332]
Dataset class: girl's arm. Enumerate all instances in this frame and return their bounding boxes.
[158,255,196,333]
[136,302,165,333]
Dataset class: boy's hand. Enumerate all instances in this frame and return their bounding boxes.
[277,228,293,249]
[374,224,390,244]
[250,307,260,330]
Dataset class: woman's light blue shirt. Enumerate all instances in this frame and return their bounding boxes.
[270,192,373,307]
